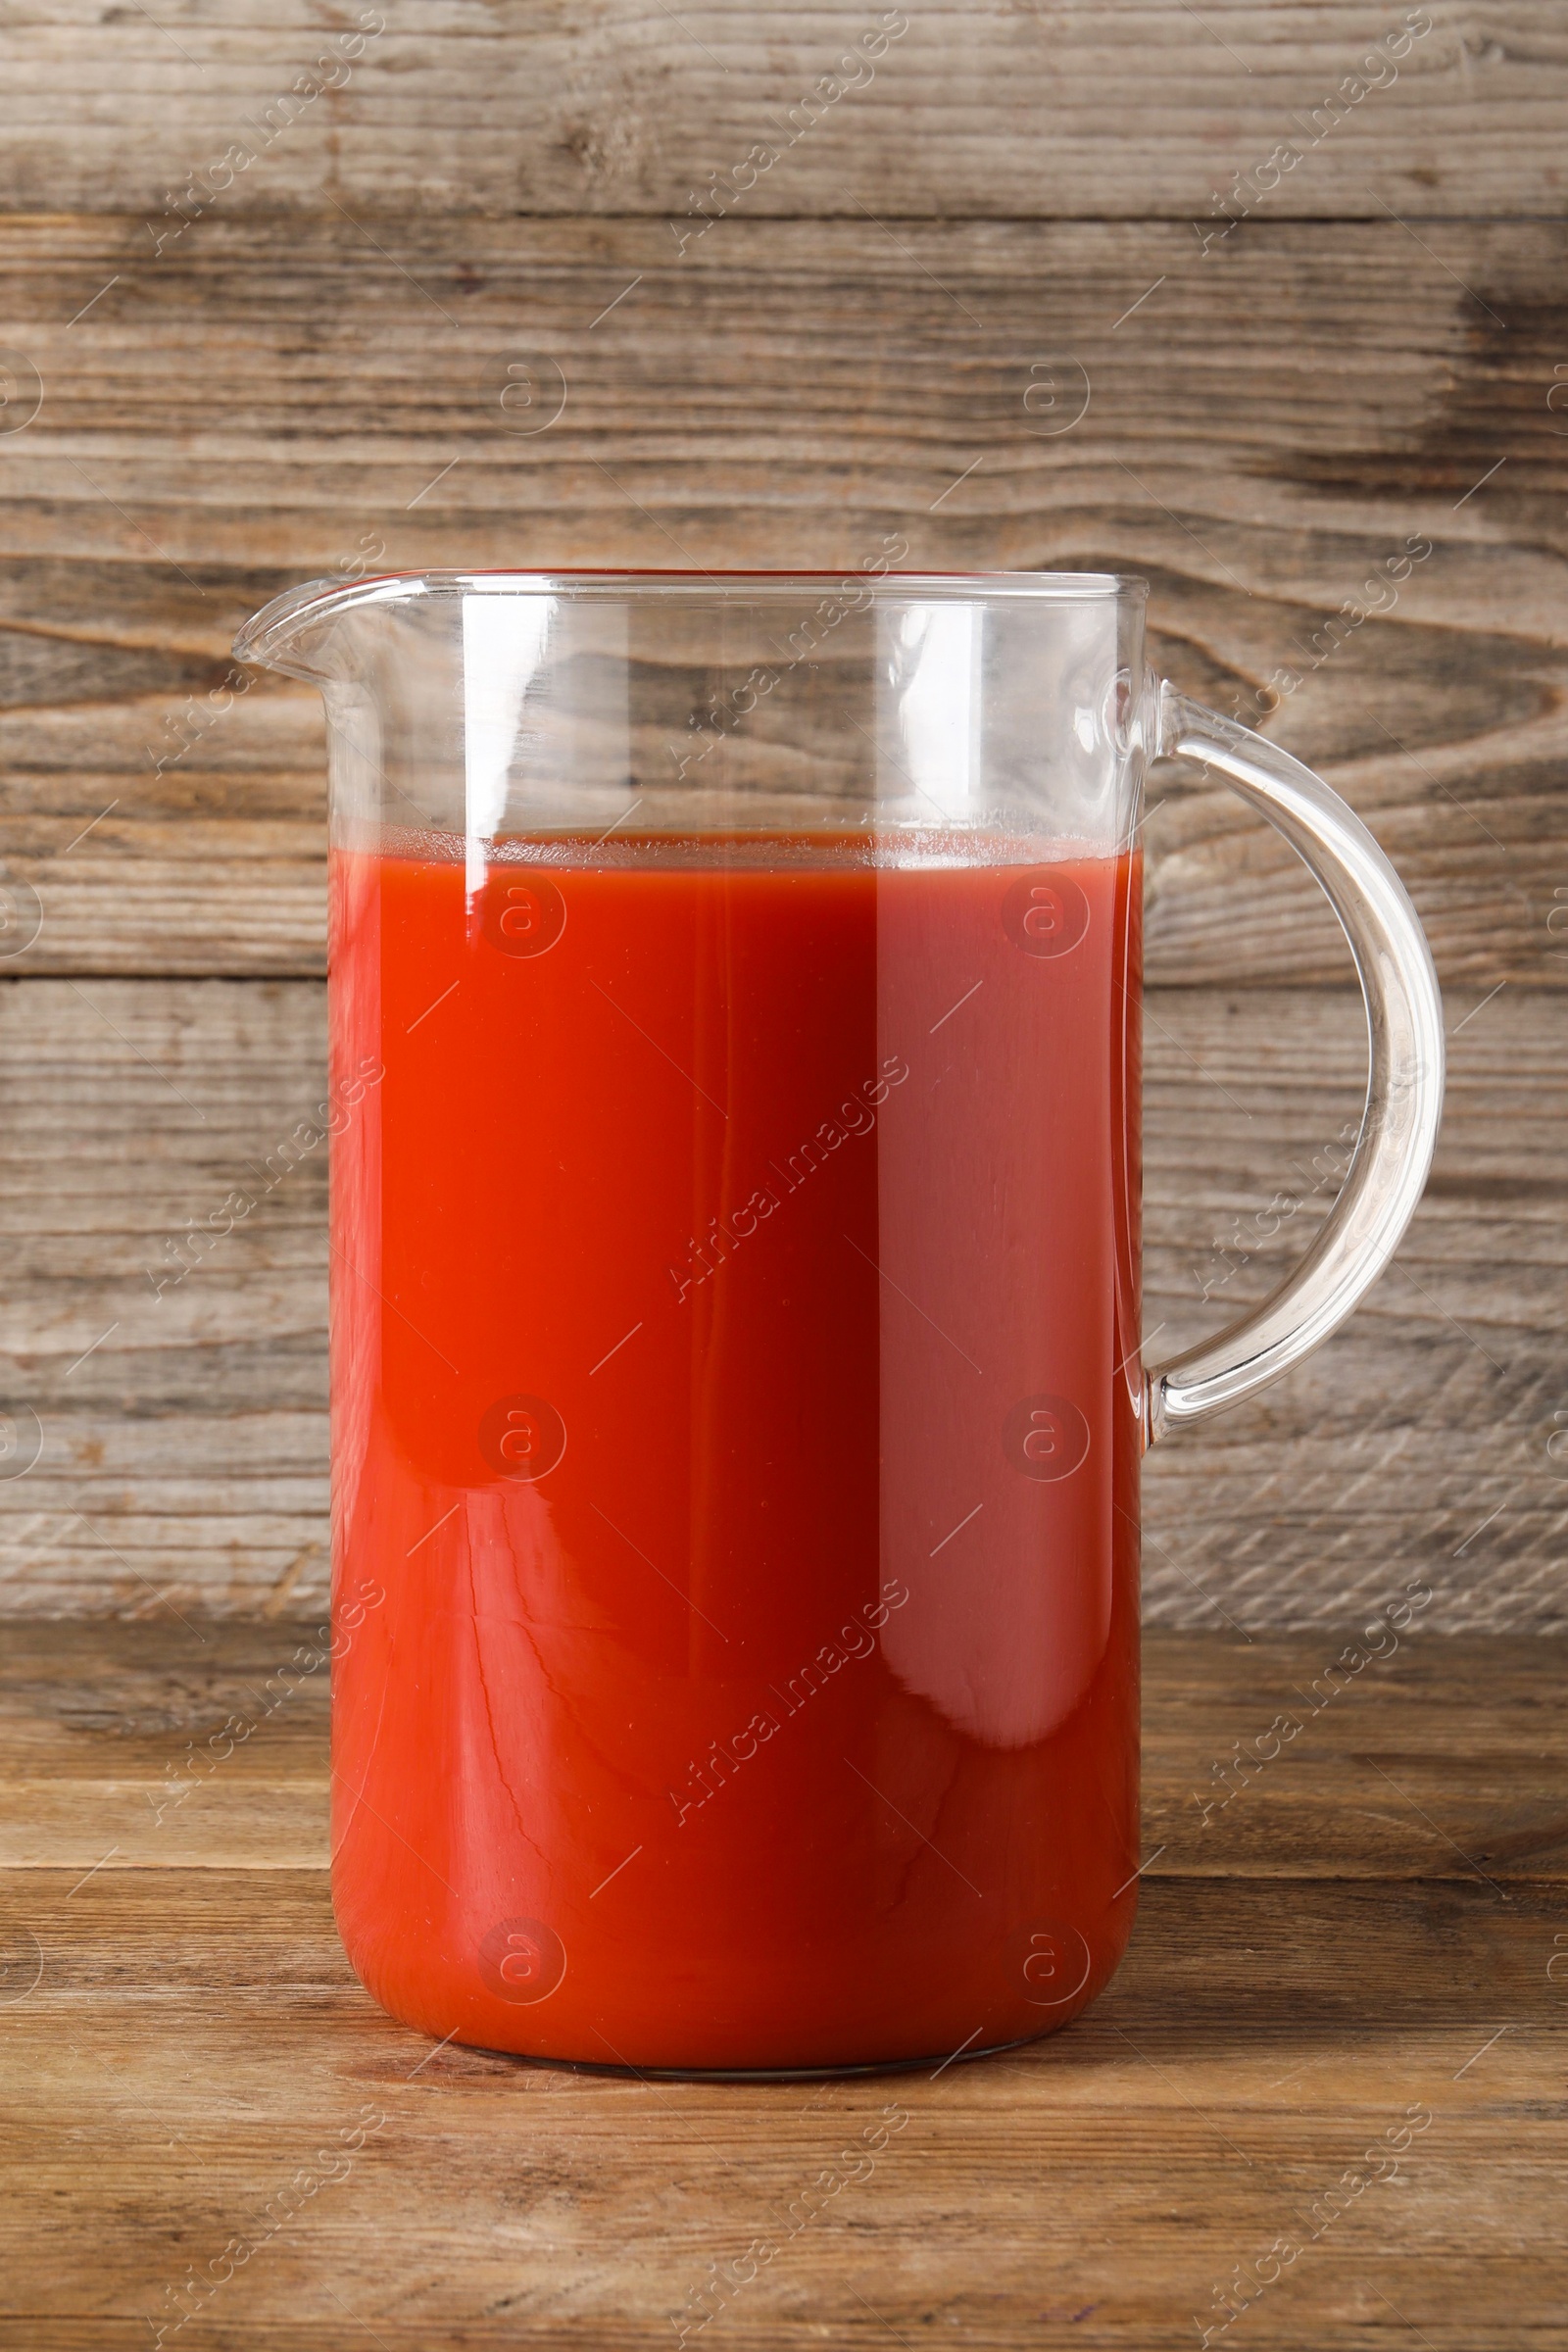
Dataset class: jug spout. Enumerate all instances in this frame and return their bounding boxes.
[232,573,428,683]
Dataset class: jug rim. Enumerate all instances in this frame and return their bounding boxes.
[233,566,1147,674]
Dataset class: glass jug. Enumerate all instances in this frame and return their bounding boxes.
[234,569,1444,2075]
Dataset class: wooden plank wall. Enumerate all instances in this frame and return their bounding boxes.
[0,3,1564,1625]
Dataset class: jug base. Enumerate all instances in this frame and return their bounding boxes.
[457,2026,1056,2082]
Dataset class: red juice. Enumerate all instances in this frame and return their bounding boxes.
[327,834,1143,2071]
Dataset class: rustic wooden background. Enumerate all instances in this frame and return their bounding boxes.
[1,2,1565,1627]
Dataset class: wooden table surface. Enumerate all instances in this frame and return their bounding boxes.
[2,1619,1564,2349]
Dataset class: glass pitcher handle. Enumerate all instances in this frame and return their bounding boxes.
[1143,682,1446,1446]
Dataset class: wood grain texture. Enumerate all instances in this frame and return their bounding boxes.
[3,3,1567,220]
[0,1622,1563,2348]
[1143,986,1568,1633]
[5,1620,1566,1881]
[0,216,1561,986]
[0,977,328,1615]
[0,980,1560,1626]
